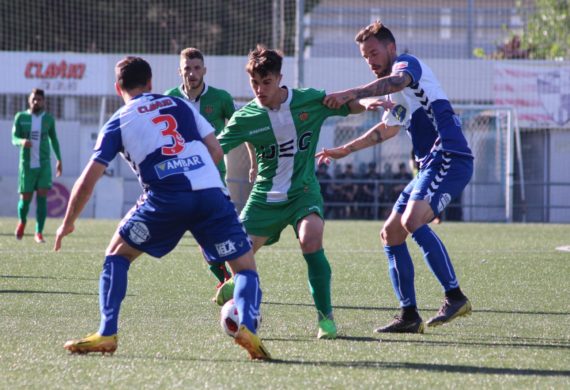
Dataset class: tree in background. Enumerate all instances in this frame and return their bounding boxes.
[0,0,320,55]
[519,0,570,60]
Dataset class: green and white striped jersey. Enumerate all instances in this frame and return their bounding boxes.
[12,110,61,169]
[219,87,349,204]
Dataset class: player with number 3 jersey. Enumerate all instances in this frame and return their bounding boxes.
[55,57,270,360]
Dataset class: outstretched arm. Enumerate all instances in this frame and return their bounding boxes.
[323,73,412,109]
[54,160,106,251]
[315,122,400,165]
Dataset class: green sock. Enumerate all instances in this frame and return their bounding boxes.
[209,263,231,283]
[303,249,333,321]
[17,198,31,224]
[36,196,47,234]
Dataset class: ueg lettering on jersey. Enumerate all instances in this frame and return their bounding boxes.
[138,98,174,114]
[154,155,205,179]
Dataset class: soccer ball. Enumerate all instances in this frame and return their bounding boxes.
[220,299,261,338]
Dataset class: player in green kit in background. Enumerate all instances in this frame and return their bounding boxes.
[164,47,237,181]
[12,88,62,243]
[217,45,364,339]
[165,48,243,296]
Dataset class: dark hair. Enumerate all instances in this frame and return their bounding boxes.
[115,56,152,91]
[180,47,204,62]
[246,45,283,77]
[30,88,45,97]
[355,21,396,45]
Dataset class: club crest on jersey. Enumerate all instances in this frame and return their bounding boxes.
[128,221,150,244]
[299,112,309,121]
[154,155,205,179]
[204,105,214,114]
[215,239,237,257]
[390,105,407,123]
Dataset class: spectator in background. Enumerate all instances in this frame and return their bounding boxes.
[316,163,334,218]
[337,163,359,219]
[12,88,62,244]
[391,162,413,202]
[360,162,382,219]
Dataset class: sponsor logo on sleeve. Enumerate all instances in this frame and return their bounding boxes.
[391,105,407,123]
[154,155,205,179]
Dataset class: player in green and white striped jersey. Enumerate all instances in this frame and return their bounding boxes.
[12,89,62,244]
[218,46,364,339]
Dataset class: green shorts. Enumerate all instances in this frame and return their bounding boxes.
[18,164,52,193]
[240,191,325,246]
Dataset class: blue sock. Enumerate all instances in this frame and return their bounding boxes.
[233,270,261,334]
[98,255,130,336]
[411,225,459,292]
[384,243,416,308]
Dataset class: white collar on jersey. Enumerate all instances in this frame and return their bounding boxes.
[27,109,46,118]
[180,83,209,102]
[254,86,292,111]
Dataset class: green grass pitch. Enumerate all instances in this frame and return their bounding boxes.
[1,217,569,388]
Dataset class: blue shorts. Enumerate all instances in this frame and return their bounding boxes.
[119,188,251,261]
[394,152,473,217]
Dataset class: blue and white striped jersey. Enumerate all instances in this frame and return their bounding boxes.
[392,54,473,166]
[92,93,224,192]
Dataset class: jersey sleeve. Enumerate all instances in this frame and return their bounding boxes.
[91,114,122,166]
[382,92,411,127]
[47,116,62,160]
[222,91,237,120]
[318,88,350,118]
[11,113,24,146]
[392,55,422,85]
[217,114,245,154]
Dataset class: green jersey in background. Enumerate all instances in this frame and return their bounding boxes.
[12,110,61,170]
[164,84,235,179]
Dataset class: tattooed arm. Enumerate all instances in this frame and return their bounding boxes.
[323,72,412,109]
[315,122,400,165]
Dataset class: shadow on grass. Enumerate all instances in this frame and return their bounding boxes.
[267,359,570,377]
[379,337,570,351]
[263,300,394,312]
[0,289,98,295]
[262,335,380,343]
[263,301,570,316]
[108,354,570,377]
[0,274,98,281]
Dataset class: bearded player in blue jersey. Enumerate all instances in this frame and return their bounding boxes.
[54,57,270,360]
[322,21,473,334]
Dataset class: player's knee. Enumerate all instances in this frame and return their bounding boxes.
[299,236,322,253]
[402,213,422,233]
[381,223,406,246]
